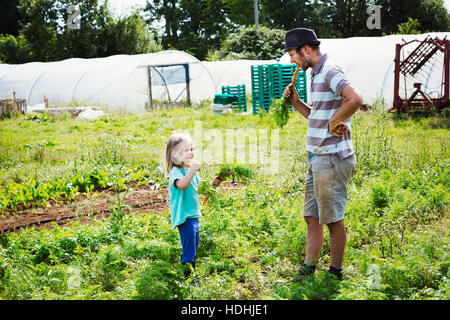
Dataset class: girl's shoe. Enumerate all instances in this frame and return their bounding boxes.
[182,262,195,278]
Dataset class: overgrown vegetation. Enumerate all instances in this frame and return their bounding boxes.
[0,102,448,300]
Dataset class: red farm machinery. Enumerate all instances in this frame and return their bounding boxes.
[390,35,449,114]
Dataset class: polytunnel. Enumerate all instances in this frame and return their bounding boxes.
[279,32,450,107]
[202,59,276,93]
[0,50,217,113]
[1,33,448,112]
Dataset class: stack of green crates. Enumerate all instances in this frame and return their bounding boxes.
[251,65,272,115]
[251,64,308,114]
[221,84,247,112]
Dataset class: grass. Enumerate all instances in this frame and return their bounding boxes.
[0,100,449,300]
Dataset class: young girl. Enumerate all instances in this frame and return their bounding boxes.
[166,133,221,277]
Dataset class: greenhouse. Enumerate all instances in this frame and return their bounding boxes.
[0,50,217,113]
[0,32,448,112]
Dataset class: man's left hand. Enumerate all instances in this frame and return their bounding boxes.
[328,121,348,138]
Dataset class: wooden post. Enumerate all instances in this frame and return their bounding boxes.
[147,66,153,110]
[444,40,449,102]
[393,43,401,112]
[184,64,191,106]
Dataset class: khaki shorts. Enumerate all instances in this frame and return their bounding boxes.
[303,153,357,224]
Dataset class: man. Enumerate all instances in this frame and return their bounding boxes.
[283,28,363,281]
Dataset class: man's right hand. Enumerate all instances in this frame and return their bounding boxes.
[283,84,299,105]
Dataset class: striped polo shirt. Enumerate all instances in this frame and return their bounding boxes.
[307,54,354,159]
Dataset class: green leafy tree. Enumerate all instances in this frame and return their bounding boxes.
[396,17,421,35]
[330,0,372,37]
[0,34,32,64]
[218,25,285,60]
[260,0,310,30]
[0,0,161,64]
[101,11,163,55]
[145,0,231,60]
[223,0,255,26]
[16,0,61,61]
[375,0,449,34]
[0,0,22,36]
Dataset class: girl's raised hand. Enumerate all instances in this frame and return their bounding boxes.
[191,161,201,172]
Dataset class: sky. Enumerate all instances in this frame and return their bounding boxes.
[106,0,148,16]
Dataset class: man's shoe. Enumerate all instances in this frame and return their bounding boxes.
[292,263,316,283]
[328,266,343,281]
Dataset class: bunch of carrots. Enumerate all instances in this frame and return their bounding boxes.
[198,165,255,209]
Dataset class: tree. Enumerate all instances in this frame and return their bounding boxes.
[101,11,163,56]
[0,34,31,64]
[260,0,310,30]
[218,25,285,60]
[0,0,162,64]
[375,0,449,34]
[16,0,61,61]
[396,17,421,35]
[145,0,231,60]
[0,0,22,36]
[223,0,255,26]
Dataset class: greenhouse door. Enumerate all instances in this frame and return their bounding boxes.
[146,63,190,109]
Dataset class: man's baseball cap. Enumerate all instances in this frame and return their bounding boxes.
[284,28,321,51]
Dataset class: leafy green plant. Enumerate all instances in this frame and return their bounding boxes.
[216,165,255,183]
[93,245,127,291]
[25,112,52,123]
[134,261,184,300]
[200,165,256,209]
[271,66,299,128]
[272,98,291,128]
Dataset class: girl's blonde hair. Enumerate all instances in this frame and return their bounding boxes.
[165,133,193,173]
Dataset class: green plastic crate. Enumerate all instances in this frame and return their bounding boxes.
[221,84,247,112]
[213,94,237,105]
[251,65,272,114]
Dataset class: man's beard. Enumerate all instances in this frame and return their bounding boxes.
[301,60,312,71]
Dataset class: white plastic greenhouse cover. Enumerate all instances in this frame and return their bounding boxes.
[1,33,448,112]
[202,59,275,93]
[279,32,450,106]
[0,50,217,113]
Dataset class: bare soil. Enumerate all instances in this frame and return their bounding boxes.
[0,181,245,234]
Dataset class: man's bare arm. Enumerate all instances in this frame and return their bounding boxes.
[328,84,363,137]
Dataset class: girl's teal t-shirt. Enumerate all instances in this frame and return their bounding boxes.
[169,166,201,229]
